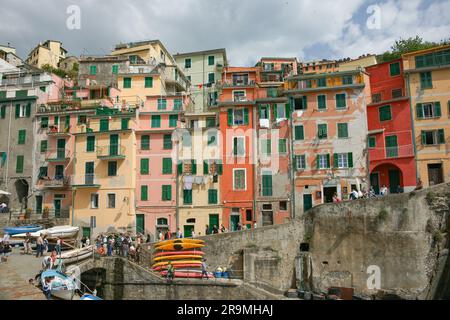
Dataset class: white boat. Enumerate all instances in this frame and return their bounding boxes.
[12,225,79,239]
[54,245,94,265]
[40,270,77,300]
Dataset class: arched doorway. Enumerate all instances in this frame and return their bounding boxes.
[14,179,29,210]
[371,163,404,194]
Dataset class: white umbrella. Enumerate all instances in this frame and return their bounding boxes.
[0,190,11,195]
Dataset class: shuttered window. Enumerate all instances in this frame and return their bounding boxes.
[379,105,392,121]
[151,115,161,128]
[163,134,172,149]
[368,136,376,148]
[41,117,49,128]
[208,73,215,83]
[40,140,48,153]
[18,129,26,144]
[317,124,328,139]
[208,56,215,66]
[140,158,149,175]
[208,189,218,204]
[183,189,192,204]
[141,185,148,201]
[121,118,129,130]
[90,65,97,75]
[112,65,119,74]
[278,139,287,154]
[389,62,400,76]
[420,72,432,89]
[0,105,5,119]
[100,118,109,131]
[294,125,304,140]
[337,123,348,138]
[336,94,346,109]
[108,161,117,176]
[316,154,330,169]
[162,185,172,201]
[261,139,271,155]
[317,95,326,110]
[185,58,191,68]
[123,77,132,88]
[169,114,178,127]
[16,155,24,173]
[141,135,150,150]
[86,136,95,152]
[162,158,172,174]
[145,77,153,88]
[157,99,167,110]
[262,174,273,196]
[173,99,182,110]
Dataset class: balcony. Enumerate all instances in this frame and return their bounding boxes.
[47,125,72,137]
[40,176,71,189]
[216,80,256,89]
[218,95,255,106]
[96,145,126,160]
[45,149,71,162]
[71,174,101,188]
[369,145,414,162]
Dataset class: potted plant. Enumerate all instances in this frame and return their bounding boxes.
[43,206,50,219]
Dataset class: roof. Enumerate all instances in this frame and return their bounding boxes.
[401,44,450,57]
[112,39,176,64]
[79,55,128,63]
[260,57,298,61]
[173,48,228,63]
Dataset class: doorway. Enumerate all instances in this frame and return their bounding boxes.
[230,215,240,231]
[303,194,313,212]
[428,163,444,186]
[209,214,219,233]
[370,172,380,194]
[54,199,61,218]
[85,162,94,185]
[388,169,401,193]
[183,225,194,237]
[35,195,43,214]
[323,187,337,203]
[136,214,145,235]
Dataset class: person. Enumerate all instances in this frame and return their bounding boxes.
[42,278,52,300]
[253,222,257,229]
[107,236,113,256]
[86,237,90,247]
[42,255,52,271]
[103,234,108,252]
[237,223,242,231]
[0,202,6,213]
[122,235,129,258]
[332,192,341,203]
[397,185,404,193]
[55,237,62,256]
[115,234,122,256]
[205,225,210,235]
[220,224,226,233]
[50,250,57,267]
[349,189,359,200]
[176,228,183,239]
[1,241,11,262]
[201,259,209,279]
[36,234,44,258]
[166,261,175,281]
[24,232,32,255]
[129,244,136,261]
[81,236,86,248]
[43,235,49,254]
[191,230,196,238]
[212,225,219,234]
[415,178,423,191]
[369,186,376,198]
[146,234,151,243]
[158,230,163,241]
[380,185,388,196]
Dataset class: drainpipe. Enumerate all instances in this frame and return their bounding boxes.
[253,103,258,225]
[405,73,419,182]
[6,100,12,221]
[288,97,296,219]
[175,136,180,232]
[71,137,77,226]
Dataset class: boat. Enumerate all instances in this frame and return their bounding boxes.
[156,242,204,251]
[152,263,204,272]
[40,270,77,300]
[80,294,102,300]
[155,238,205,248]
[12,225,79,239]
[152,259,203,268]
[54,246,94,266]
[153,254,203,262]
[154,250,205,258]
[3,224,42,235]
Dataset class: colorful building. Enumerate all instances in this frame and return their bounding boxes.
[25,40,67,69]
[254,57,298,225]
[285,69,370,214]
[218,66,259,230]
[366,59,416,193]
[403,45,450,186]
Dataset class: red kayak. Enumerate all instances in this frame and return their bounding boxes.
[153,250,205,258]
[152,264,202,271]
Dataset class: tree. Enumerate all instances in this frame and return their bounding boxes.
[40,64,67,78]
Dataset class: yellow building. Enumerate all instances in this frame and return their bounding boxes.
[71,106,137,237]
[403,45,450,187]
[338,54,378,71]
[25,40,67,69]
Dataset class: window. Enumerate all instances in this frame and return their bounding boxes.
[208,189,218,204]
[392,88,403,99]
[163,134,172,149]
[337,123,348,138]
[169,114,178,127]
[129,55,138,64]
[276,103,286,119]
[385,135,398,158]
[317,124,328,139]
[379,105,392,121]
[140,158,149,175]
[141,185,148,201]
[16,104,30,118]
[342,76,353,85]
[317,95,326,110]
[232,74,249,85]
[295,155,306,170]
[294,96,307,110]
[123,77,132,88]
[100,118,109,131]
[233,91,246,102]
[86,136,95,152]
[157,99,167,110]
[233,137,245,156]
[228,108,249,126]
[317,154,330,169]
[141,135,150,150]
[182,189,192,204]
[151,115,161,128]
[107,194,115,208]
[208,55,215,66]
[294,125,304,140]
[372,93,381,103]
[317,77,326,87]
[208,73,215,84]
[278,139,287,154]
[267,88,277,98]
[16,155,24,173]
[38,166,48,179]
[334,153,353,168]
[416,102,441,119]
[121,118,129,130]
[389,62,401,76]
[108,161,117,176]
[421,129,445,145]
[262,173,273,196]
[90,194,99,209]
[368,136,376,148]
[162,158,172,174]
[173,99,182,110]
[207,131,217,146]
[112,65,119,74]
[18,130,26,144]
[259,105,269,120]
[420,72,432,89]
[185,58,191,69]
[78,115,87,124]
[208,92,218,106]
[280,201,288,211]
[162,185,172,201]
[89,65,97,75]
[233,169,246,190]
[40,140,48,153]
[336,93,346,109]
[206,117,216,128]
[415,50,450,68]
[261,139,271,156]
[145,77,153,88]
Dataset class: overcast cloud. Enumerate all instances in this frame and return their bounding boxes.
[1,0,449,65]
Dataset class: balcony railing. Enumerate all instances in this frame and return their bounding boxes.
[40,176,71,189]
[369,145,414,161]
[96,144,126,159]
[217,80,255,88]
[45,148,71,162]
[71,174,101,188]
[47,125,72,136]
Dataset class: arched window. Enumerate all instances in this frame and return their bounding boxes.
[156,218,168,226]
[186,218,196,224]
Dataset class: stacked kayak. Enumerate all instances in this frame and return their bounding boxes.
[3,224,42,236]
[151,239,213,278]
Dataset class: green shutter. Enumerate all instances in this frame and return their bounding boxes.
[40,140,48,153]
[18,130,26,144]
[285,103,290,116]
[162,185,172,201]
[108,161,117,176]
[65,115,70,128]
[25,103,31,117]
[243,108,249,125]
[262,174,273,196]
[54,116,59,125]
[227,109,233,126]
[302,96,308,109]
[100,119,109,131]
[112,65,119,74]
[273,104,278,119]
[318,95,326,110]
[326,154,330,168]
[141,135,150,150]
[416,104,424,119]
[1,105,6,118]
[123,77,132,88]
[333,153,338,168]
[183,189,192,204]
[16,155,24,173]
[338,123,348,138]
[145,77,153,88]
[86,136,95,152]
[178,162,183,174]
[208,56,215,66]
[438,129,445,144]
[152,115,161,128]
[141,158,149,175]
[318,124,327,139]
[203,160,209,174]
[169,114,178,127]
[421,131,427,145]
[163,158,172,174]
[278,139,287,154]
[121,118,129,130]
[217,162,223,175]
[434,102,441,117]
[191,159,197,174]
[163,134,172,149]
[208,189,218,204]
[141,185,148,201]
[348,152,353,168]
[15,104,20,118]
[295,125,304,140]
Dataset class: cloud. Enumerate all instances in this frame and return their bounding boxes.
[0,0,448,65]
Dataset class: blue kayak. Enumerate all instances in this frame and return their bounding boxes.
[3,224,43,235]
[80,294,102,300]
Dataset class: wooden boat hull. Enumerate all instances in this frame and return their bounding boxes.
[3,225,42,235]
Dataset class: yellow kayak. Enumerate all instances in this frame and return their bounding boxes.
[156,242,204,251]
[152,259,202,268]
[153,254,203,262]
[155,238,204,248]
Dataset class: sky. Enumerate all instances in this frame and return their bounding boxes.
[1,0,449,66]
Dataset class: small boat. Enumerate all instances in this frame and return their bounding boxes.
[13,225,79,239]
[3,224,42,235]
[54,246,94,266]
[80,294,102,300]
[40,270,77,300]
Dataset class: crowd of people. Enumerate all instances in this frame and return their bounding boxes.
[160,222,258,240]
[86,233,144,263]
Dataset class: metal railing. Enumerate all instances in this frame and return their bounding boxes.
[45,148,71,161]
[39,176,71,188]
[369,145,414,161]
[96,145,126,158]
[71,174,100,186]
